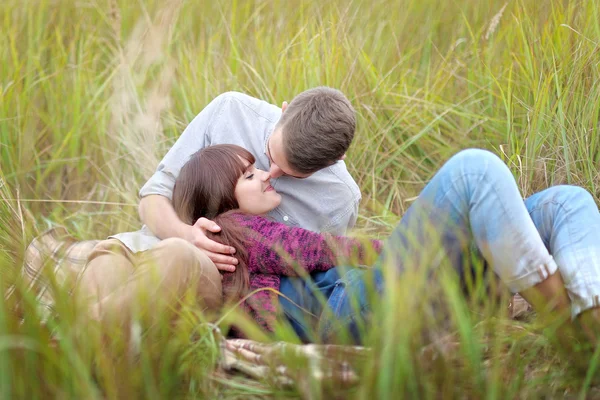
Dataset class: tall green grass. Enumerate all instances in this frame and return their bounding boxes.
[2,0,600,397]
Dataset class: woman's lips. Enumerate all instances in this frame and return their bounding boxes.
[265,185,274,192]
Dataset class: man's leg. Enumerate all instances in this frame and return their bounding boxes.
[279,269,342,343]
[317,268,384,344]
[132,238,223,315]
[375,149,569,315]
[78,238,222,327]
[76,239,136,308]
[525,186,600,341]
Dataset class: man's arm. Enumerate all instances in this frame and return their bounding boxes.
[139,195,238,271]
[137,93,240,271]
[138,195,191,241]
[139,94,230,201]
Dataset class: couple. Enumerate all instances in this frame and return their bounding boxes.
[77,87,600,345]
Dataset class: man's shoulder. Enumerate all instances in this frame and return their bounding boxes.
[275,162,361,233]
[214,91,258,103]
[281,161,361,210]
[318,161,361,200]
[212,92,280,123]
[212,91,256,105]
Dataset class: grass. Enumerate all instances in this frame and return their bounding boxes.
[2,0,600,397]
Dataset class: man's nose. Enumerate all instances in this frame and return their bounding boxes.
[269,164,284,178]
[260,169,272,181]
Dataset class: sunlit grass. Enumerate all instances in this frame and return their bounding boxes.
[2,0,600,397]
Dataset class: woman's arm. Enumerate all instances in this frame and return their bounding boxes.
[234,214,382,276]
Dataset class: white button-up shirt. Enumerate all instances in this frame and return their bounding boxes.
[111,92,361,252]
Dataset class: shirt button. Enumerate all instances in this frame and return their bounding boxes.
[283,216,289,222]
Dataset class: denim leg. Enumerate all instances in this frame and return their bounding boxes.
[281,268,383,344]
[525,185,600,317]
[279,269,342,342]
[375,149,557,293]
[318,268,384,344]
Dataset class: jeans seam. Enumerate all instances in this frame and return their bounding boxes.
[529,198,586,286]
[526,192,600,317]
[503,262,557,292]
[332,283,347,317]
[527,199,564,250]
[439,166,553,289]
[318,285,341,339]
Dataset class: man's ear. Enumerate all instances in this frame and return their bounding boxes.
[281,101,288,113]
[340,153,346,160]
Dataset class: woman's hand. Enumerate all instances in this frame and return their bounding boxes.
[187,217,238,272]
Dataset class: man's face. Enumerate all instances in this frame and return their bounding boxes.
[266,129,313,179]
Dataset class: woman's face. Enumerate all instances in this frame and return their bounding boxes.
[234,160,281,215]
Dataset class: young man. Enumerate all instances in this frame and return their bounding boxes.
[78,87,360,328]
[112,87,360,271]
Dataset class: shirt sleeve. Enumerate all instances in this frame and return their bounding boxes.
[138,94,231,200]
[324,197,360,233]
[238,215,382,277]
[319,163,362,235]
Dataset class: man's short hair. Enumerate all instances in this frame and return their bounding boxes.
[277,87,356,174]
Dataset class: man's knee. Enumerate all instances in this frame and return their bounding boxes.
[445,148,506,174]
[155,238,216,271]
[535,185,597,212]
[79,239,135,302]
[443,148,512,188]
[152,238,223,309]
[555,185,595,206]
[88,239,132,262]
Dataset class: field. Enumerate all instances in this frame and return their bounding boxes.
[2,0,600,397]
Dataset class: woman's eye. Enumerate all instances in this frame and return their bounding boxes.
[246,174,254,180]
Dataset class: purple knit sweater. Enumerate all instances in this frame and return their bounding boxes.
[221,213,383,333]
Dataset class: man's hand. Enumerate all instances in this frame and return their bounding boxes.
[187,218,238,272]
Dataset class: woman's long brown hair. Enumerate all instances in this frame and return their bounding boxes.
[172,144,257,302]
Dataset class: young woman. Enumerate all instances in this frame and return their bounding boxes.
[172,144,382,340]
[172,144,600,344]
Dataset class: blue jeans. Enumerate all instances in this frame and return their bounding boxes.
[280,267,384,343]
[280,149,600,341]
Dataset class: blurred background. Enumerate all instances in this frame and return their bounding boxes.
[1,0,600,397]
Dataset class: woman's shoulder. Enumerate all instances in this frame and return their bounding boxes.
[218,211,301,240]
[217,211,273,227]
